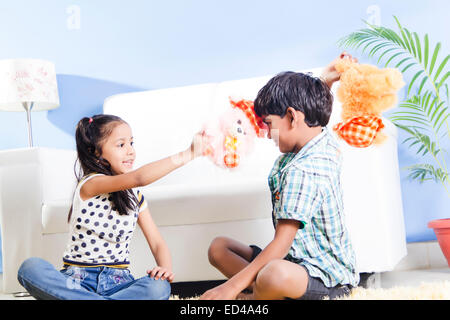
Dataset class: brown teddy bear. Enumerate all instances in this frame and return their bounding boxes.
[333,58,405,147]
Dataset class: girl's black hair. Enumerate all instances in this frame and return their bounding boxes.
[254,71,333,127]
[68,114,138,222]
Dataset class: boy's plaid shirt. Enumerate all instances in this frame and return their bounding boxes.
[268,128,359,287]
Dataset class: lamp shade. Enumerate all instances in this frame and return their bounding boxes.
[0,59,60,111]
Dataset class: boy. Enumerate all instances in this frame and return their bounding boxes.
[200,53,359,300]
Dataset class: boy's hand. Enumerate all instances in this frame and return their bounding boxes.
[200,282,239,300]
[147,266,175,282]
[320,51,358,88]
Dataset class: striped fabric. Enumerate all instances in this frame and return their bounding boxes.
[137,189,146,211]
[268,128,359,287]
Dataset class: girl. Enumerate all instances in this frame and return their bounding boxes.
[17,114,207,300]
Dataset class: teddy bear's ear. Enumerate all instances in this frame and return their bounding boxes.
[385,69,405,91]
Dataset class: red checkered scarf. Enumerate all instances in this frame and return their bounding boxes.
[333,115,384,148]
[229,98,267,138]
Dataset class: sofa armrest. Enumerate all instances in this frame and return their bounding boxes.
[41,200,71,235]
[0,147,77,293]
[0,148,44,293]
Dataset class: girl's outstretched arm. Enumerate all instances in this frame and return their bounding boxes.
[138,206,174,282]
[80,132,206,200]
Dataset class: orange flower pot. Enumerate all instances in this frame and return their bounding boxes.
[428,218,450,267]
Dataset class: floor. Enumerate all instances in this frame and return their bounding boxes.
[380,267,450,289]
[1,267,449,300]
[1,241,449,300]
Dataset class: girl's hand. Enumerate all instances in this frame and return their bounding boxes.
[321,51,358,88]
[171,130,210,165]
[147,266,175,282]
[189,130,211,158]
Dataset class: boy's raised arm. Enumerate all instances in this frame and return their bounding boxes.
[320,51,358,88]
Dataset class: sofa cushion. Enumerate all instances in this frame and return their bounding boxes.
[143,179,272,226]
[41,179,272,234]
[41,200,71,234]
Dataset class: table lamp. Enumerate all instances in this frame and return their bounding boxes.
[0,59,60,147]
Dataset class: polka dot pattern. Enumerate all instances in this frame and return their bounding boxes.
[63,174,147,266]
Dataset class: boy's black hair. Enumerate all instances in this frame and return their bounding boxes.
[68,114,138,222]
[254,71,333,127]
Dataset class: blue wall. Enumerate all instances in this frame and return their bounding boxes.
[0,0,449,254]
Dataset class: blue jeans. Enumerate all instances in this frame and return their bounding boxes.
[17,257,171,300]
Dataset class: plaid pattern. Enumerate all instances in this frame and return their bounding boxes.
[333,115,384,148]
[223,135,240,168]
[229,98,268,138]
[268,128,359,287]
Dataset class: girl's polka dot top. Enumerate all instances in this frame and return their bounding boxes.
[63,174,147,267]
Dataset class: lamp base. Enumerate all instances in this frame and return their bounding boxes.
[22,102,34,147]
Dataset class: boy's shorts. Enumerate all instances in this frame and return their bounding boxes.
[249,245,352,300]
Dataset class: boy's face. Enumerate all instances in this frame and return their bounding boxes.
[263,113,296,153]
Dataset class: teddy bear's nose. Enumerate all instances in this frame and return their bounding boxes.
[237,128,242,134]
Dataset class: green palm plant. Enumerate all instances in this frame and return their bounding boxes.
[338,16,450,197]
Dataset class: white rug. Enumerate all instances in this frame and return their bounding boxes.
[334,281,450,300]
[171,281,450,300]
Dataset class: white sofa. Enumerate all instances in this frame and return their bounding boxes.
[0,67,407,293]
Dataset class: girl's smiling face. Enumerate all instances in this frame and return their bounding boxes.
[100,122,135,174]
